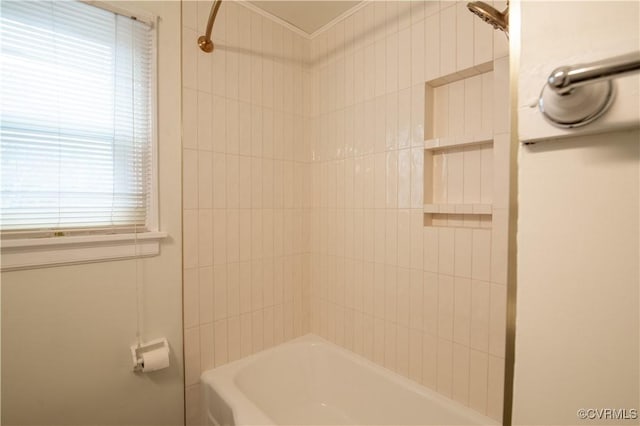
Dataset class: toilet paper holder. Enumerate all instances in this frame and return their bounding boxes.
[131,337,169,372]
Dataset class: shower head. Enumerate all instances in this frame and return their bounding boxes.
[467,1,509,35]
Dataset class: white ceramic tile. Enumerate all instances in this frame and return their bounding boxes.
[408,328,422,382]
[410,211,424,270]
[185,384,201,426]
[184,327,200,386]
[364,44,375,100]
[386,151,399,210]
[424,13,440,82]
[409,269,424,330]
[214,319,228,366]
[375,39,386,97]
[469,349,488,415]
[410,148,424,208]
[213,209,227,265]
[452,343,470,405]
[397,210,411,268]
[436,338,453,397]
[395,267,410,326]
[386,93,399,151]
[397,324,410,377]
[183,150,199,210]
[211,96,226,153]
[438,228,455,276]
[470,279,490,352]
[472,229,491,281]
[198,152,212,209]
[480,144,493,205]
[437,274,454,339]
[183,209,199,269]
[473,6,493,66]
[487,355,505,422]
[455,1,474,72]
[493,133,510,210]
[198,209,213,266]
[240,312,252,358]
[184,268,200,329]
[384,321,397,371]
[411,20,425,86]
[199,322,214,371]
[225,155,239,209]
[489,283,507,357]
[182,28,198,90]
[454,228,472,278]
[197,92,212,154]
[439,5,457,76]
[463,147,482,205]
[464,76,483,137]
[422,332,437,389]
[410,84,425,146]
[212,153,226,209]
[213,264,227,321]
[386,33,399,95]
[453,277,471,345]
[227,262,240,317]
[491,208,509,285]
[373,317,385,365]
[423,226,439,273]
[398,27,411,90]
[493,56,510,134]
[492,1,508,59]
[183,88,198,150]
[395,149,410,210]
[212,49,226,98]
[373,263,385,319]
[251,310,264,353]
[227,316,241,362]
[199,266,214,324]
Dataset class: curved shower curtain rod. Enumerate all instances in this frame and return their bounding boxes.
[198,0,223,53]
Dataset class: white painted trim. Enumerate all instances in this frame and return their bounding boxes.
[236,0,369,40]
[82,1,157,26]
[308,1,369,39]
[237,0,311,39]
[0,232,168,271]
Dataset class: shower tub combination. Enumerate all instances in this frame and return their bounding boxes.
[201,334,497,425]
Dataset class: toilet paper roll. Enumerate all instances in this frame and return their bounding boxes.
[141,348,170,373]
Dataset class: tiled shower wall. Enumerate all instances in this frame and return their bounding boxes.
[181,2,312,423]
[306,1,510,422]
[182,0,510,424]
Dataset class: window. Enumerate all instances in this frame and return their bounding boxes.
[0,1,165,270]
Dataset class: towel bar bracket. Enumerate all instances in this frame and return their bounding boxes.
[538,52,640,128]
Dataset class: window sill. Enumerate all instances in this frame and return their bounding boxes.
[0,231,168,271]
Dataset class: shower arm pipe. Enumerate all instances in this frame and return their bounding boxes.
[547,52,640,95]
[198,0,223,53]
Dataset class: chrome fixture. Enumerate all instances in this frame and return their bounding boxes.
[467,1,509,36]
[539,52,640,128]
[198,0,223,53]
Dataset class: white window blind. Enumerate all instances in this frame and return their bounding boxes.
[0,0,154,233]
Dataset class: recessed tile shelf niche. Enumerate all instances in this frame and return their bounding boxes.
[423,61,495,228]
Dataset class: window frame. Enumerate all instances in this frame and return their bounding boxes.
[0,1,166,271]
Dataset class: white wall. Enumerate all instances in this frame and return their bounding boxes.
[0,2,184,424]
[514,2,640,424]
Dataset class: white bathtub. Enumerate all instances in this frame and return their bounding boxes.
[201,334,498,426]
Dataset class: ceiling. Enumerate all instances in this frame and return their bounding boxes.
[249,1,362,35]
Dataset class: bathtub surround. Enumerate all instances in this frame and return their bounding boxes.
[181,2,313,423]
[182,1,510,424]
[306,1,510,422]
[1,2,184,424]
